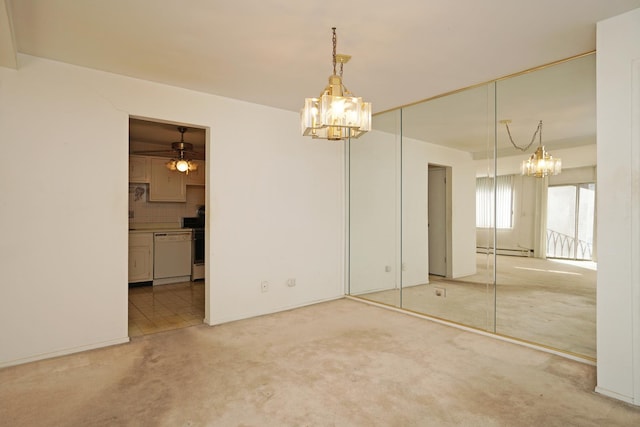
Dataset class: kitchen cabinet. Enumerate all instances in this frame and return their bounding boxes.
[128,232,153,283]
[149,158,187,202]
[129,155,150,183]
[186,160,206,186]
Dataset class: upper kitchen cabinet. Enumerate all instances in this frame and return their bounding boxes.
[149,158,187,202]
[129,155,150,183]
[186,161,206,186]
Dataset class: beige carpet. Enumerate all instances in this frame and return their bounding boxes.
[1,298,636,427]
[360,255,596,359]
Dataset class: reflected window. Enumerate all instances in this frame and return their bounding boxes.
[476,175,514,229]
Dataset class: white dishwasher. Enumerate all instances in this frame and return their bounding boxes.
[153,231,192,285]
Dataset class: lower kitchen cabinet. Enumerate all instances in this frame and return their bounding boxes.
[128,232,153,283]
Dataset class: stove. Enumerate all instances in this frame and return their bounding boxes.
[182,211,205,280]
[182,216,204,229]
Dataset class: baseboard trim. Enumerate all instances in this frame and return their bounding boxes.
[206,295,344,326]
[0,337,130,369]
[346,295,596,366]
[476,247,533,257]
[153,275,191,286]
[595,386,636,405]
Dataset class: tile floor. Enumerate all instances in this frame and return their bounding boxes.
[128,281,205,337]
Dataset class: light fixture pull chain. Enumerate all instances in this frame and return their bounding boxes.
[332,27,337,76]
[504,120,543,152]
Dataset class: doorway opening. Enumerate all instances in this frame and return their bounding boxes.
[127,116,208,337]
[427,164,452,277]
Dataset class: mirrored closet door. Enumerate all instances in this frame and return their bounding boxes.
[348,53,596,360]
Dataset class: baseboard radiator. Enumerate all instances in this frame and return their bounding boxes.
[476,247,533,257]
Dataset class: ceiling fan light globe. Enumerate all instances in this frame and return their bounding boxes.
[166,160,177,171]
[176,159,189,172]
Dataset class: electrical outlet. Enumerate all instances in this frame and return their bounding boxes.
[261,281,269,293]
[434,287,446,297]
[286,278,296,287]
[385,265,391,272]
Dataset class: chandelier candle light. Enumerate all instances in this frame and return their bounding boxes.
[501,120,562,178]
[301,28,371,140]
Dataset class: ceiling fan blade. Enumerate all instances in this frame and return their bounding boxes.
[131,149,176,156]
[181,150,205,160]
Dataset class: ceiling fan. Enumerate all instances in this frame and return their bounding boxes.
[133,126,204,160]
[133,126,203,174]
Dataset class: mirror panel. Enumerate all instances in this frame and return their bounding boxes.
[348,53,596,360]
[400,83,496,330]
[494,54,596,358]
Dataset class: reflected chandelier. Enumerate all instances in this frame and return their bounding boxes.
[501,120,562,178]
[300,28,371,141]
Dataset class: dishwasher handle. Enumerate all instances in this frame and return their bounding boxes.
[154,232,192,242]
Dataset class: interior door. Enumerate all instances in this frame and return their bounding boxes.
[428,166,447,276]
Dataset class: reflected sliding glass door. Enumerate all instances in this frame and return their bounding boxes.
[546,183,596,260]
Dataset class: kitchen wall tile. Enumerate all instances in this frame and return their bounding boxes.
[129,184,205,224]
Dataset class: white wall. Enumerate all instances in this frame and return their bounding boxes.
[0,55,344,366]
[349,129,400,294]
[401,138,430,285]
[596,7,640,405]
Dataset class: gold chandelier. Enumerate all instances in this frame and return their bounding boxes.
[501,120,562,178]
[301,28,371,141]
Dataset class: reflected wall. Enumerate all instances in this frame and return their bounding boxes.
[399,83,496,330]
[349,53,596,359]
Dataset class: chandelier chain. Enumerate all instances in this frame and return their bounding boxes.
[504,120,543,152]
[300,27,371,140]
[332,27,337,76]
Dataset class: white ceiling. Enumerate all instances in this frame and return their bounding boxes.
[2,1,639,154]
[4,0,640,113]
